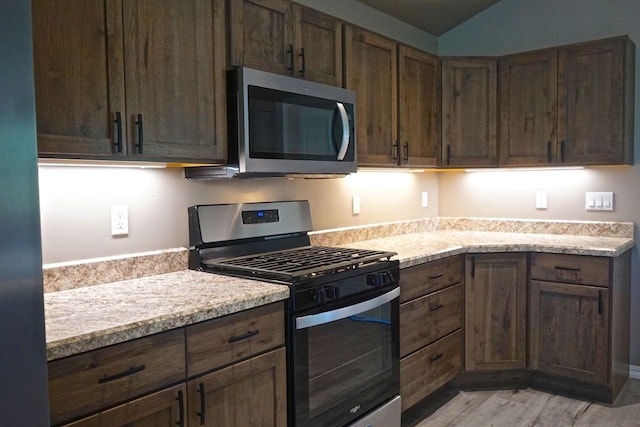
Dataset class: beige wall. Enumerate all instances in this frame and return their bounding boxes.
[39,167,438,264]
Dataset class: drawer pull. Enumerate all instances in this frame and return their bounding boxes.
[429,303,444,312]
[554,266,581,272]
[176,389,185,427]
[429,273,444,280]
[97,364,146,384]
[429,353,444,363]
[228,329,260,343]
[197,382,206,425]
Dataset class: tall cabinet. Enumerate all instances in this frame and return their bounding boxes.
[32,0,227,163]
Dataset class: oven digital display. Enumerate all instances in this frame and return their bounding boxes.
[242,209,279,224]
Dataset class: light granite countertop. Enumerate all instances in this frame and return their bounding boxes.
[343,230,634,269]
[44,270,289,361]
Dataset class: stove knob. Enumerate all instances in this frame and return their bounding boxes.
[367,271,392,287]
[325,286,340,301]
[311,288,326,304]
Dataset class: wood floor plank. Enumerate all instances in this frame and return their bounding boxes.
[412,380,640,427]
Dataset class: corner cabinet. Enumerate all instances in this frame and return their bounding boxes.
[529,253,630,402]
[499,36,635,166]
[441,58,498,168]
[399,256,463,411]
[229,0,343,86]
[32,0,227,163]
[464,253,527,371]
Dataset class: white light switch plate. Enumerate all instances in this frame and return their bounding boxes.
[352,195,360,215]
[421,192,429,208]
[535,191,547,209]
[585,192,614,211]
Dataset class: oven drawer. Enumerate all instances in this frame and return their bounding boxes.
[186,302,285,376]
[530,253,610,287]
[400,330,462,411]
[48,329,186,426]
[400,255,463,303]
[400,284,462,357]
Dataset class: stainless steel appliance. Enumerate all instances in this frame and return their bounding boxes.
[0,0,50,423]
[189,201,400,427]
[185,67,357,179]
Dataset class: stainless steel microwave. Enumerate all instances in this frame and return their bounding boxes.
[186,67,357,179]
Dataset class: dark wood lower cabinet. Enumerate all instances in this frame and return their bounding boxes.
[187,347,287,427]
[63,384,186,427]
[529,280,608,385]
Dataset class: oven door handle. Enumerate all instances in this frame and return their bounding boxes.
[296,287,399,329]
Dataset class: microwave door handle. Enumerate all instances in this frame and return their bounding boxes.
[296,287,399,329]
[335,102,350,161]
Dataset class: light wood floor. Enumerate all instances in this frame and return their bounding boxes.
[407,379,640,426]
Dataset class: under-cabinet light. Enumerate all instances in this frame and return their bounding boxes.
[38,159,167,168]
[464,166,584,173]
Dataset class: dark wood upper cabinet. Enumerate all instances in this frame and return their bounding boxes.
[441,58,498,168]
[398,46,440,167]
[344,26,398,166]
[32,0,226,163]
[229,0,343,86]
[499,37,634,166]
[558,38,635,165]
[499,50,558,166]
[32,0,125,158]
[465,253,527,371]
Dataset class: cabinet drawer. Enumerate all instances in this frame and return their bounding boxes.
[400,255,463,303]
[48,329,186,426]
[400,284,462,357]
[530,253,610,287]
[400,330,462,411]
[186,302,285,377]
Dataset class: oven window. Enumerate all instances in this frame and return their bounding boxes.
[294,298,399,426]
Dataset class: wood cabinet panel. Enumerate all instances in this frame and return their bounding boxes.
[465,253,527,371]
[400,255,463,303]
[186,302,285,377]
[292,5,342,85]
[63,384,186,427]
[530,252,610,287]
[48,329,186,426]
[32,0,125,158]
[122,0,225,162]
[529,280,609,385]
[229,0,293,75]
[441,58,497,167]
[400,330,462,411]
[499,50,558,166]
[400,284,462,358]
[558,38,634,165]
[345,26,398,166]
[188,347,287,427]
[398,45,440,167]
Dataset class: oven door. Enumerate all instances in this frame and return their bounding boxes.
[292,286,400,427]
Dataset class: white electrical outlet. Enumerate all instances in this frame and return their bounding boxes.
[111,205,129,236]
[352,195,361,215]
[421,192,429,208]
[535,191,547,209]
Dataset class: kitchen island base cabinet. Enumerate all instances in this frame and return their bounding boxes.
[188,347,287,427]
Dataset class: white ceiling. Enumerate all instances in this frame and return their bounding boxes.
[355,0,503,36]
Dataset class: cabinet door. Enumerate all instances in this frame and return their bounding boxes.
[229,0,293,75]
[558,38,633,165]
[345,26,398,166]
[399,46,440,167]
[465,253,526,371]
[32,0,126,158]
[441,59,497,167]
[63,384,186,427]
[123,0,226,162]
[188,347,287,426]
[499,50,558,166]
[292,5,342,86]
[529,280,609,385]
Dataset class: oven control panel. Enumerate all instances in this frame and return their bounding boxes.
[241,209,279,224]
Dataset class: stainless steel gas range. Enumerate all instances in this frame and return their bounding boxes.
[188,201,401,427]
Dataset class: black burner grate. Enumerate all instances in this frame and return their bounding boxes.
[203,246,396,283]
